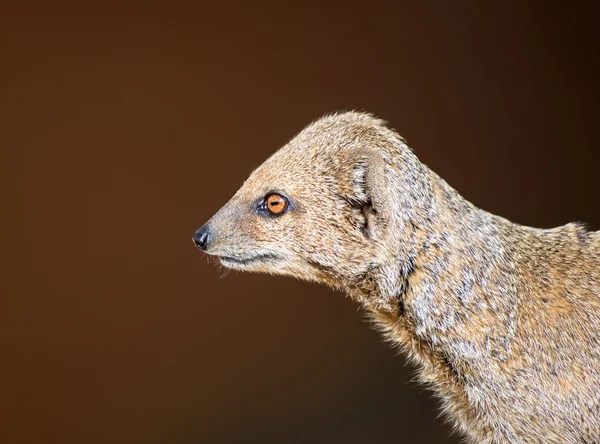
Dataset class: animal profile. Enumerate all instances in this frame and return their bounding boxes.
[193,112,600,443]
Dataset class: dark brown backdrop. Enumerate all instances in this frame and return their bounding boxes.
[2,2,599,443]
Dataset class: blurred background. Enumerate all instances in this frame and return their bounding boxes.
[2,2,599,443]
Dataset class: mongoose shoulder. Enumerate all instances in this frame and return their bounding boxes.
[193,112,600,443]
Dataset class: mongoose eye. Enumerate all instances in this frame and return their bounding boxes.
[265,193,289,215]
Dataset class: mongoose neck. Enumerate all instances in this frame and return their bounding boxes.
[361,160,528,363]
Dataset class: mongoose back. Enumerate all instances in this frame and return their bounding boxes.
[192,112,600,443]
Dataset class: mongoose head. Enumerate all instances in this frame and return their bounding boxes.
[193,112,432,294]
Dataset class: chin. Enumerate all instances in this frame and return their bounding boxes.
[218,253,283,271]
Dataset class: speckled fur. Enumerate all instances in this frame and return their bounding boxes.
[196,112,600,443]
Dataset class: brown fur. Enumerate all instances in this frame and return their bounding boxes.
[193,112,600,443]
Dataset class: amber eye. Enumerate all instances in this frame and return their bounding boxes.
[265,193,289,215]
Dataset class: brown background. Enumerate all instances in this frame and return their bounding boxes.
[2,2,599,443]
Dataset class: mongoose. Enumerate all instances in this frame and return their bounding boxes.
[192,112,600,443]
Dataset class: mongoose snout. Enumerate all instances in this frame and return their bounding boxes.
[192,112,600,443]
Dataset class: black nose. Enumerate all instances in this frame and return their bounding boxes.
[192,225,211,251]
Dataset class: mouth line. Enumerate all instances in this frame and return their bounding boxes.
[219,253,281,267]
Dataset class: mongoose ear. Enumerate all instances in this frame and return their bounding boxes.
[351,149,390,238]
